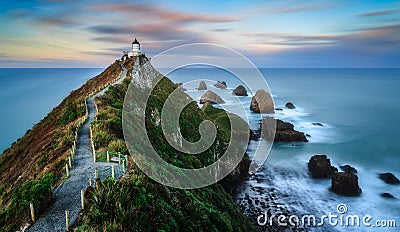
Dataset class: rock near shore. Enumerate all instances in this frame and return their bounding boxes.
[232,85,248,96]
[214,81,227,89]
[250,89,274,114]
[285,102,295,109]
[379,173,400,185]
[331,171,362,196]
[200,90,225,104]
[260,117,308,142]
[381,193,395,199]
[340,165,357,173]
[198,81,207,90]
[308,155,337,179]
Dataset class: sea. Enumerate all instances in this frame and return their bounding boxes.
[0,68,102,153]
[1,67,399,231]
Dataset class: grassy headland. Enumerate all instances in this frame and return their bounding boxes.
[77,58,256,231]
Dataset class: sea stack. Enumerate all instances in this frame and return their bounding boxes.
[214,81,227,89]
[233,85,248,96]
[198,81,207,90]
[308,155,337,178]
[200,90,225,104]
[250,89,274,113]
[331,172,362,196]
[261,117,308,142]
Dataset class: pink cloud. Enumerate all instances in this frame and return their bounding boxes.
[87,3,239,24]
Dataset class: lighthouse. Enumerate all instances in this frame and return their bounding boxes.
[128,38,141,57]
[121,37,142,61]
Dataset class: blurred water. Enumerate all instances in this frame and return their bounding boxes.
[168,67,400,231]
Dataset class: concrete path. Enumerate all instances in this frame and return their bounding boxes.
[28,62,127,232]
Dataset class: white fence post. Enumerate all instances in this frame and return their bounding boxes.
[65,210,70,231]
[68,157,72,169]
[65,164,69,177]
[92,144,96,162]
[111,166,115,179]
[30,203,35,222]
[81,189,85,209]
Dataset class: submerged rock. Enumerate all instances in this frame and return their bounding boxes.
[308,155,337,179]
[381,193,395,199]
[285,102,295,109]
[340,165,357,173]
[331,171,362,196]
[312,122,324,127]
[379,173,400,185]
[200,90,224,104]
[214,81,227,89]
[198,81,207,90]
[232,85,248,96]
[250,90,274,113]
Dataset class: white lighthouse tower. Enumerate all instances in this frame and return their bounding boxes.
[127,38,141,57]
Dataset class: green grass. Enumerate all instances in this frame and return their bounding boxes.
[78,73,256,231]
[81,170,256,232]
[56,100,85,126]
[0,174,56,231]
[91,78,130,154]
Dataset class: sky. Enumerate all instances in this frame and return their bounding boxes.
[0,0,400,68]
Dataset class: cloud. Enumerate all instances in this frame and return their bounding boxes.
[270,4,337,14]
[248,3,338,16]
[35,17,78,27]
[0,52,9,58]
[4,8,33,18]
[249,23,400,67]
[87,25,131,35]
[89,23,208,51]
[356,8,400,17]
[240,32,338,47]
[79,50,120,57]
[212,29,231,32]
[87,3,239,24]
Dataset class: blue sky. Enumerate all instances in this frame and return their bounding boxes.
[0,0,400,68]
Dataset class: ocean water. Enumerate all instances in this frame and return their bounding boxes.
[1,67,399,231]
[0,68,102,153]
[167,68,400,231]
